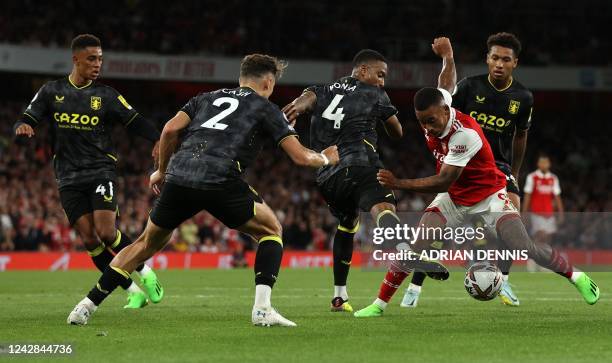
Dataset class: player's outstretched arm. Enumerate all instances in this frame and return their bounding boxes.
[383,115,403,139]
[377,163,462,193]
[511,129,528,178]
[280,135,338,168]
[282,91,317,124]
[432,37,456,94]
[150,111,190,195]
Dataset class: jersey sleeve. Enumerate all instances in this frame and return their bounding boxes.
[516,91,534,131]
[23,84,50,125]
[374,90,398,121]
[443,128,483,167]
[108,88,140,126]
[261,103,298,146]
[523,173,534,193]
[553,175,561,196]
[451,78,469,110]
[180,96,200,120]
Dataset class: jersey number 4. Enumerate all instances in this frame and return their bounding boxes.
[201,97,239,130]
[322,94,346,129]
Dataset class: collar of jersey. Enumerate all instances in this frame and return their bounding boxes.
[487,74,513,92]
[535,169,552,178]
[68,76,93,90]
[438,107,456,139]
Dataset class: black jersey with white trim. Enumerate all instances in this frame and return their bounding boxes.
[166,87,297,189]
[306,77,397,184]
[22,77,140,187]
[452,74,533,165]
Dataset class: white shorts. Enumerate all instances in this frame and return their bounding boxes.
[530,214,557,235]
[425,188,519,238]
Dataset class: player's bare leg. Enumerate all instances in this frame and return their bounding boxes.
[94,209,162,303]
[355,211,448,317]
[236,202,296,327]
[496,215,599,305]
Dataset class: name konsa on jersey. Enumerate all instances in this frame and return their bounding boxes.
[54,112,99,131]
[328,82,357,92]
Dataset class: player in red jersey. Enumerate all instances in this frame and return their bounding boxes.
[353,79,599,318]
[523,155,564,244]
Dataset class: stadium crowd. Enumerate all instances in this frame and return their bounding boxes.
[1,0,610,66]
[1,96,611,253]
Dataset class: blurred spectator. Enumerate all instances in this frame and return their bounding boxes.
[0,0,610,66]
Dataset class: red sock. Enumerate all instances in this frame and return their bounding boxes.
[378,269,409,303]
[548,249,573,279]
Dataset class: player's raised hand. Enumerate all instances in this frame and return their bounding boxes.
[152,140,160,168]
[15,123,35,138]
[282,101,301,124]
[149,170,165,196]
[432,37,453,59]
[377,169,399,189]
[322,145,339,165]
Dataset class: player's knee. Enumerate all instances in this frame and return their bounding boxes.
[82,239,100,251]
[96,226,118,245]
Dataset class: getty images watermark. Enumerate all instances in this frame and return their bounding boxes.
[359,213,532,265]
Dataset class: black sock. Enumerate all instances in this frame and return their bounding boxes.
[88,244,113,272]
[411,271,426,286]
[88,244,133,291]
[87,266,132,306]
[376,210,402,252]
[108,230,145,272]
[333,228,355,286]
[376,210,400,230]
[254,237,283,288]
[498,258,513,276]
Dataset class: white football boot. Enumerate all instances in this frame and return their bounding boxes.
[252,306,297,327]
[67,298,97,325]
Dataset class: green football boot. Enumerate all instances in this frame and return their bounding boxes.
[574,273,600,305]
[124,291,148,309]
[353,304,384,318]
[142,270,164,304]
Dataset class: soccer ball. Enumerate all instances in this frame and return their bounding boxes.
[464,262,503,301]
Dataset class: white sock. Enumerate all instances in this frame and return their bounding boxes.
[254,285,272,308]
[126,282,142,294]
[374,298,387,310]
[502,274,509,283]
[570,270,583,284]
[136,263,153,277]
[334,285,348,300]
[408,283,422,293]
[81,297,98,311]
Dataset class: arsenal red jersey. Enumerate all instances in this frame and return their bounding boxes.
[523,170,561,216]
[424,108,507,206]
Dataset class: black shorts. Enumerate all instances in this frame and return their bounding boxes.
[150,179,263,230]
[496,162,520,196]
[59,179,118,226]
[318,166,396,228]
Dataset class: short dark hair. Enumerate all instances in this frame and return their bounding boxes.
[352,49,387,67]
[487,32,521,57]
[71,34,101,52]
[240,54,287,80]
[414,87,444,111]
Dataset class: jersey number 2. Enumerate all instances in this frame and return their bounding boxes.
[322,94,345,129]
[201,97,239,130]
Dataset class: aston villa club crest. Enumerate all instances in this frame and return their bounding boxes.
[90,96,102,110]
[508,100,520,114]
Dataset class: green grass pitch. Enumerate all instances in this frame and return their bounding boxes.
[1,269,611,363]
